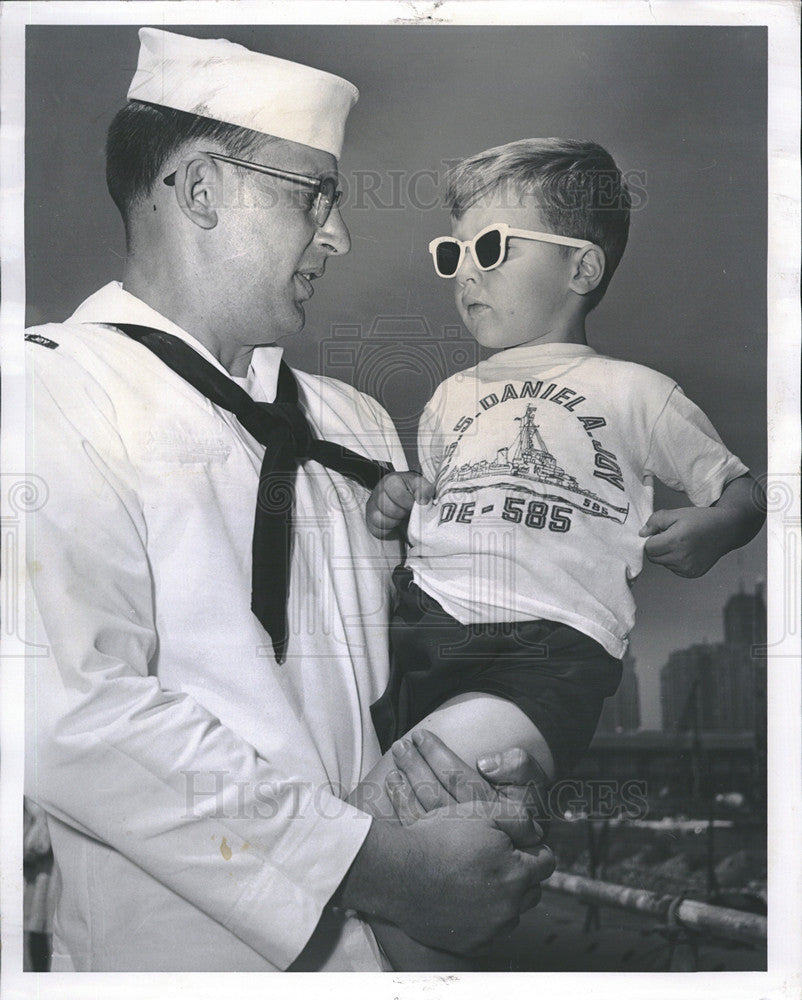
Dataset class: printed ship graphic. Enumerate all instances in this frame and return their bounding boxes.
[438,404,630,523]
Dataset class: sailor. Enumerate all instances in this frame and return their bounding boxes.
[25,27,554,971]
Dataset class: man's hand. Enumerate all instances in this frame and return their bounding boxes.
[639,474,766,578]
[337,798,551,953]
[387,731,551,849]
[366,471,434,540]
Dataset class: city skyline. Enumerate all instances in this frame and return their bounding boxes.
[612,581,767,733]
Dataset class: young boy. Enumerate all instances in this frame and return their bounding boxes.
[349,138,764,969]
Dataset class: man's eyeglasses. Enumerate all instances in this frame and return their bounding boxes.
[429,222,595,278]
[163,152,342,228]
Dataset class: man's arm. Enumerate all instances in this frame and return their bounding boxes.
[639,473,766,578]
[335,800,552,953]
[337,731,556,958]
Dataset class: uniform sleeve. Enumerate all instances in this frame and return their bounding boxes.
[643,385,749,506]
[26,349,373,969]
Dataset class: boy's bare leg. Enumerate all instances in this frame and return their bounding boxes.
[347,692,555,971]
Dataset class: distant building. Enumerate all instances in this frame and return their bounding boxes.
[596,649,640,733]
[659,583,767,734]
[723,583,766,647]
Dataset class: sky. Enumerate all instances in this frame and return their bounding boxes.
[24,24,768,728]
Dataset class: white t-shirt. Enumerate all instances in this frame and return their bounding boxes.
[26,283,405,971]
[407,342,748,658]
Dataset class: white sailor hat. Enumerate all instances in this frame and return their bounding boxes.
[127,28,359,159]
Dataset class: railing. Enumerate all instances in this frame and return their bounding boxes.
[546,870,767,946]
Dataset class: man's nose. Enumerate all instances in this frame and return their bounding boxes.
[317,204,351,256]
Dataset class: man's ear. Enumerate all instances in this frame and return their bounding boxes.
[569,245,605,297]
[170,154,219,230]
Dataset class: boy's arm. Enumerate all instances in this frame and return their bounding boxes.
[640,472,765,578]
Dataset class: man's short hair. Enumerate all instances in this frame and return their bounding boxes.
[106,100,265,232]
[445,138,631,309]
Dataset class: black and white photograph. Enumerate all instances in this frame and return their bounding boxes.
[1,2,799,998]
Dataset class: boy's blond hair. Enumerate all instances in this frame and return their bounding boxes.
[445,138,631,309]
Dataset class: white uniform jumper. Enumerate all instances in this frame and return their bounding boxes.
[26,283,405,971]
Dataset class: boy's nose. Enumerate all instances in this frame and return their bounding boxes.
[455,247,481,284]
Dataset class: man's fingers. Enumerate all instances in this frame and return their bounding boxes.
[495,805,544,847]
[477,746,549,790]
[406,730,494,805]
[391,736,457,811]
[520,882,543,913]
[385,770,421,825]
[517,844,557,882]
[512,845,554,913]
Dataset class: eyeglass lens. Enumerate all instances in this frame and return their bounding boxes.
[436,228,505,275]
[475,228,503,269]
[435,241,462,276]
[313,178,340,227]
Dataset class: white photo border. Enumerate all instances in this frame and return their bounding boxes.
[1,2,799,999]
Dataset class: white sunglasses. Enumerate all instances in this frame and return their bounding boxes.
[429,222,595,278]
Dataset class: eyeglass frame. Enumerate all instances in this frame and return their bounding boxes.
[162,151,343,227]
[428,222,597,278]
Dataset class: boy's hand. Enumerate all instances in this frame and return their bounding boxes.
[639,506,740,578]
[640,474,766,578]
[366,471,435,540]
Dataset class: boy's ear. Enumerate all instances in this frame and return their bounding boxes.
[569,245,605,297]
[169,154,220,230]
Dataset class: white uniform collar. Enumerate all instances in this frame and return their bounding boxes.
[71,282,284,403]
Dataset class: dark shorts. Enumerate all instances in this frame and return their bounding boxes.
[370,566,622,778]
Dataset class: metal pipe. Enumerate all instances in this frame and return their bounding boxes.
[545,871,766,946]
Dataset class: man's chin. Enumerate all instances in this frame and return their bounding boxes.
[271,305,306,342]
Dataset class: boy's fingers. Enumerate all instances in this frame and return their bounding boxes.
[384,472,420,507]
[413,476,436,504]
[644,548,680,571]
[383,472,434,510]
[375,496,411,521]
[638,509,676,537]
[643,532,678,558]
